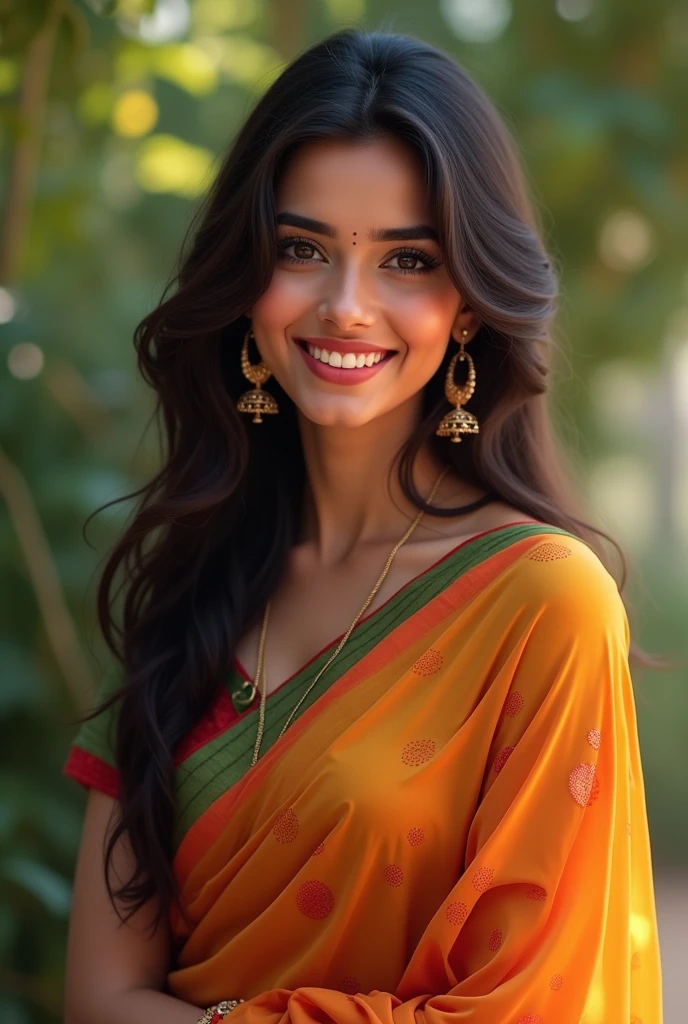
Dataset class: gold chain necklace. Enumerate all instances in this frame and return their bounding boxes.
[249,466,448,768]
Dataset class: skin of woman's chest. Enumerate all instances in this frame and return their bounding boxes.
[233,503,540,694]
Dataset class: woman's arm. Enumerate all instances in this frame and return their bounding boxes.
[65,788,204,1024]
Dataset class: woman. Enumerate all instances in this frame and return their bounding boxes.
[63,27,663,1024]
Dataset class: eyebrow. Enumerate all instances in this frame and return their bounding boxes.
[275,211,439,243]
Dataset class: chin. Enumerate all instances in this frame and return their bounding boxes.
[295,395,383,430]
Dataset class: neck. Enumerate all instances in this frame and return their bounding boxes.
[295,397,478,566]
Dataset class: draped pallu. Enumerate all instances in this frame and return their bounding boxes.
[65,526,662,1024]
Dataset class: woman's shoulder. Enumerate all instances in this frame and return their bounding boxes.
[500,521,628,639]
[460,502,617,593]
[425,489,628,641]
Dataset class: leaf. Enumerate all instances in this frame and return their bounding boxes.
[0,902,16,960]
[78,0,119,16]
[0,857,72,918]
[135,133,217,198]
[79,0,158,17]
[153,44,219,96]
[0,995,32,1024]
[0,643,42,716]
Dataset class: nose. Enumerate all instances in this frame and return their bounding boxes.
[317,261,376,332]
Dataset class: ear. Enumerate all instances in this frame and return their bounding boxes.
[451,309,480,344]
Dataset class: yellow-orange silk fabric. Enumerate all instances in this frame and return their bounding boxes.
[167,533,662,1024]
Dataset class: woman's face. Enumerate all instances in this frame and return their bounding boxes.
[246,136,478,429]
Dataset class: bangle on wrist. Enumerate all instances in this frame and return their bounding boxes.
[197,998,245,1023]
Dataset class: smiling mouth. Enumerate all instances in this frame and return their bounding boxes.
[296,339,395,369]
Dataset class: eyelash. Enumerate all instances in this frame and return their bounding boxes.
[276,235,442,275]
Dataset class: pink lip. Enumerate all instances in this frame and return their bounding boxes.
[295,339,396,385]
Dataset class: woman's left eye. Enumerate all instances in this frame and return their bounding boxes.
[384,249,442,274]
[276,236,441,275]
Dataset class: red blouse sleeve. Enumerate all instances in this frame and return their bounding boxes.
[63,665,123,799]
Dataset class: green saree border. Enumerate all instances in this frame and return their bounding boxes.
[173,523,575,847]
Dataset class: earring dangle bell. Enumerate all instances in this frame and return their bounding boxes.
[436,329,480,443]
[236,326,279,423]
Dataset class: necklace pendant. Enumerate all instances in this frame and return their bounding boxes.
[231,678,257,711]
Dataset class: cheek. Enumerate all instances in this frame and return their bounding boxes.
[250,271,311,332]
[387,286,458,352]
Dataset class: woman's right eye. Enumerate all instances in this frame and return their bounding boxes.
[277,236,325,264]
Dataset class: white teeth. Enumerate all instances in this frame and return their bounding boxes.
[305,343,387,367]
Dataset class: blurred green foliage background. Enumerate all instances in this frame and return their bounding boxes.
[1,0,687,1020]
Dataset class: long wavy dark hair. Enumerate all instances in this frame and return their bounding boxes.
[84,26,667,929]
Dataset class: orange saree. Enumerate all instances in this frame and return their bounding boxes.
[168,529,661,1024]
[65,525,662,1023]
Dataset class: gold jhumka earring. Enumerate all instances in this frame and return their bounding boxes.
[435,328,480,443]
[236,326,279,423]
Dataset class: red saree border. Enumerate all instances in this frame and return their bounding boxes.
[173,532,548,883]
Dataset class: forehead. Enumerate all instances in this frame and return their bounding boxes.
[275,137,432,228]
